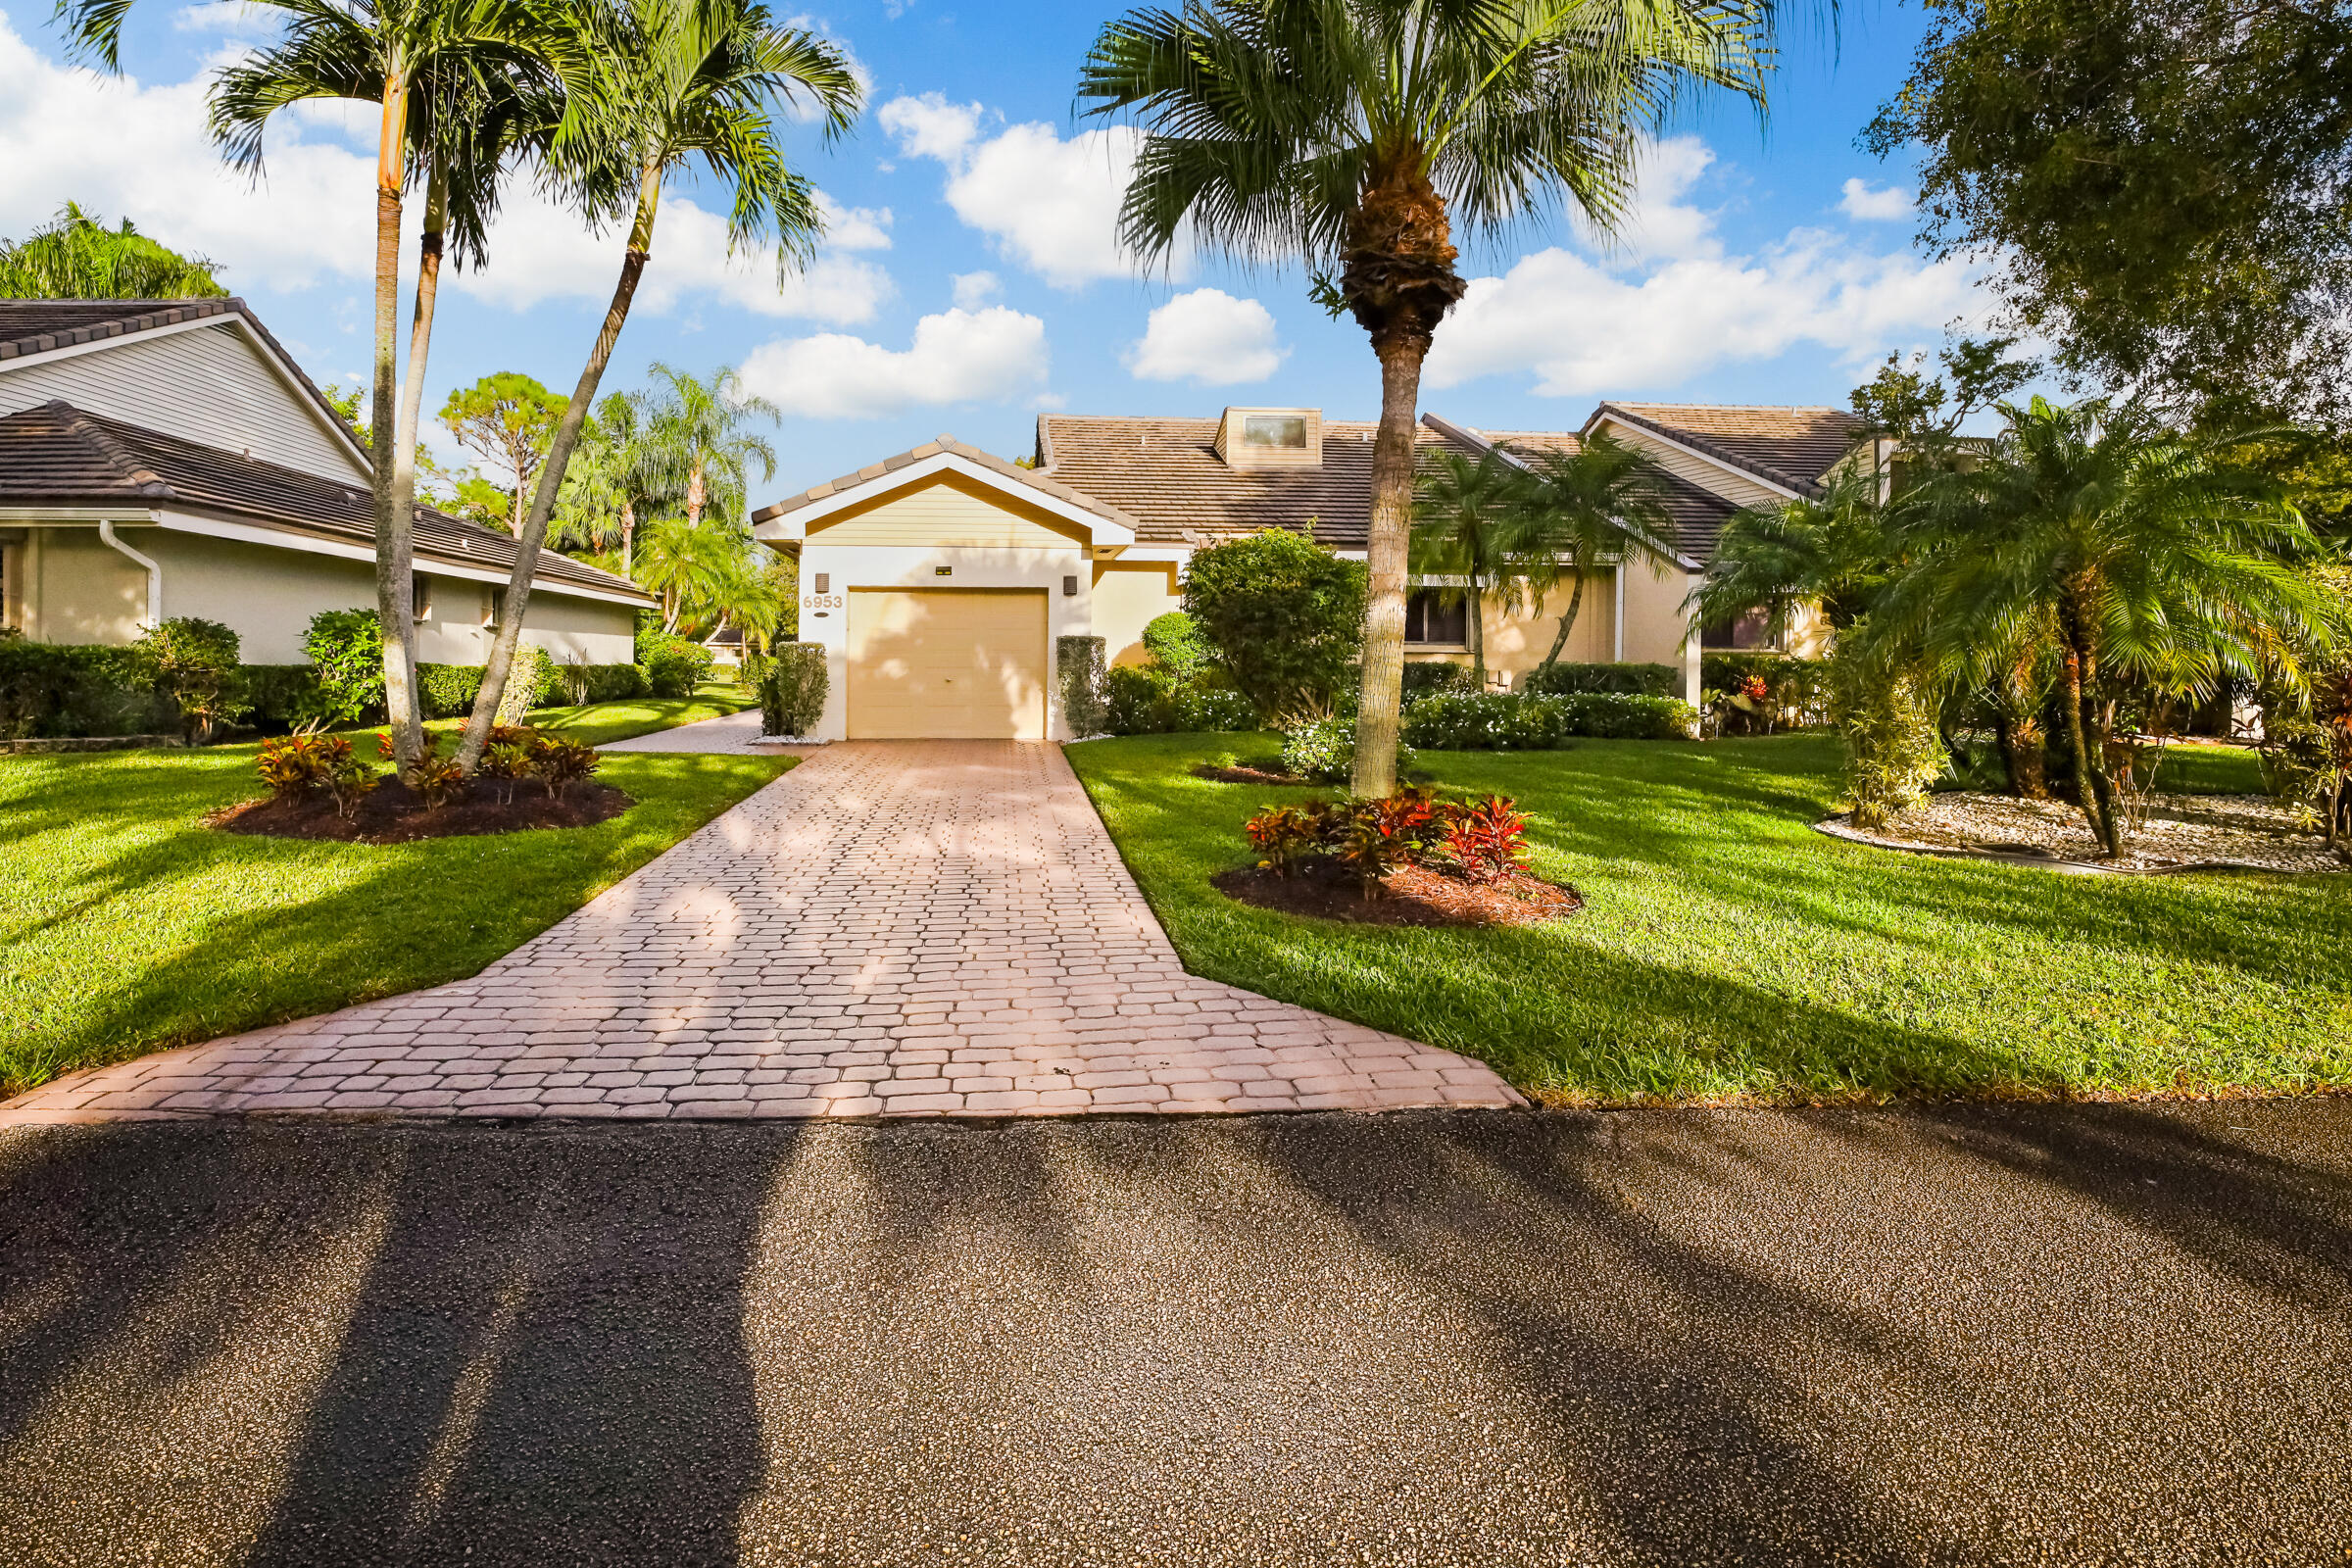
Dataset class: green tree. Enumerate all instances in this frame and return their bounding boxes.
[1691,464,1886,644]
[1182,528,1368,722]
[1866,0,2352,423]
[1508,434,1680,675]
[554,389,667,569]
[0,204,226,298]
[1876,397,2346,856]
[1080,0,1781,795]
[643,361,779,533]
[457,0,859,771]
[438,371,567,534]
[1408,448,1523,690]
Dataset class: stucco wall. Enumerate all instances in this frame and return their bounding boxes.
[1406,572,1618,686]
[1091,559,1183,667]
[1620,558,1701,703]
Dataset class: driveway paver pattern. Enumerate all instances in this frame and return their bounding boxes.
[4,741,1521,1123]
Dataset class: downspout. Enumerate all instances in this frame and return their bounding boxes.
[99,520,162,627]
[1613,564,1626,662]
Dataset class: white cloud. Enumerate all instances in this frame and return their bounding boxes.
[172,2,275,34]
[1582,136,1721,263]
[1127,288,1284,384]
[879,92,1169,287]
[951,270,1000,309]
[737,306,1050,419]
[818,193,893,252]
[1840,178,1914,222]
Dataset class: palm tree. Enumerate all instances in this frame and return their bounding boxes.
[457,0,859,771]
[190,0,553,767]
[1508,434,1680,674]
[1409,448,1523,689]
[633,514,746,631]
[1690,463,1886,645]
[0,204,226,298]
[1875,397,2345,856]
[555,390,667,570]
[1080,0,1778,795]
[643,362,780,534]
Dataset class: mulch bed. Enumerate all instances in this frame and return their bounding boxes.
[1191,761,1310,785]
[212,777,633,845]
[1213,858,1583,927]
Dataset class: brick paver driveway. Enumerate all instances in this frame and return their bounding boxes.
[5,742,1521,1123]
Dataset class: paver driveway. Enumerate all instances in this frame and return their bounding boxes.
[3,742,1520,1123]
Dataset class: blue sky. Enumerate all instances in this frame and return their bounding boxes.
[0,0,1980,500]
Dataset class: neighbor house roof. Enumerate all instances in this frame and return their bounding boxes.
[0,401,652,605]
[1588,403,1865,496]
[0,297,371,469]
[1428,419,1737,565]
[752,432,1139,539]
[1035,414,1483,550]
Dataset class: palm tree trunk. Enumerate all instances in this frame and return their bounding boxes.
[1537,564,1589,672]
[369,72,423,771]
[2058,630,2119,856]
[458,162,662,772]
[1350,335,1427,797]
[687,459,705,529]
[384,154,446,769]
[621,500,634,574]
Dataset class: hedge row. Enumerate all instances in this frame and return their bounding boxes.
[1400,690,1698,749]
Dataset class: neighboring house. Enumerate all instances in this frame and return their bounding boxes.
[0,298,652,665]
[752,401,1866,743]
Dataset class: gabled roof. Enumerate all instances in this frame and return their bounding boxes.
[1586,402,1865,497]
[752,432,1138,544]
[1036,414,1482,550]
[0,401,652,606]
[0,297,371,471]
[1427,417,1732,566]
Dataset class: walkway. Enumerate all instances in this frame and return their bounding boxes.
[4,742,1521,1122]
[600,706,794,755]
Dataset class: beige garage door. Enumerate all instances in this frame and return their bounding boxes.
[847,588,1048,740]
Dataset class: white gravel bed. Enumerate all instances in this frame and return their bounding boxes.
[1844,791,2346,873]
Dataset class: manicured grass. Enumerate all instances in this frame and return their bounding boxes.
[1066,732,2352,1106]
[0,703,789,1098]
[418,680,757,747]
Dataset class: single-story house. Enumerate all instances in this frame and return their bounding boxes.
[0,298,652,664]
[750,400,1863,743]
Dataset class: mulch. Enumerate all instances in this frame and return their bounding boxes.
[1213,858,1583,928]
[1191,761,1310,785]
[211,777,634,845]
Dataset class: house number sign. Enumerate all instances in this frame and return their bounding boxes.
[806,593,845,612]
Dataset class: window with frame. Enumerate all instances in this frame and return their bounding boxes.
[1241,414,1308,450]
[412,576,433,622]
[1403,588,1468,646]
[1699,607,1776,651]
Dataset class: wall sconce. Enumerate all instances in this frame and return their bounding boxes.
[813,573,828,593]
[935,565,954,576]
[1062,575,1078,596]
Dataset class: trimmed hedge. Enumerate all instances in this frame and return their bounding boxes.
[417,662,484,718]
[1401,689,1699,750]
[241,665,320,732]
[638,631,714,699]
[760,643,827,736]
[1102,663,1258,735]
[1058,635,1109,737]
[1556,692,1699,740]
[0,639,164,740]
[1401,662,1476,698]
[1522,661,1681,698]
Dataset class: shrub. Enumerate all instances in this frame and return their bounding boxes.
[495,644,555,722]
[1337,793,1435,896]
[1170,680,1258,733]
[1183,529,1367,720]
[480,738,536,806]
[1554,692,1698,740]
[1142,612,1209,681]
[1057,635,1109,737]
[256,726,344,801]
[639,631,712,699]
[1402,692,1567,751]
[1104,664,1173,734]
[1826,635,1945,829]
[760,643,827,736]
[124,617,246,742]
[0,635,160,739]
[736,646,769,697]
[529,734,601,801]
[408,750,465,808]
[1701,652,1828,731]
[1439,795,1532,883]
[300,608,384,724]
[1244,804,1324,878]
[1521,662,1680,698]
[416,662,484,719]
[1401,662,1476,699]
[582,662,651,703]
[326,753,377,821]
[1282,713,1416,783]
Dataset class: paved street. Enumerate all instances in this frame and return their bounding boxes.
[2,1100,2346,1566]
[1,742,1516,1124]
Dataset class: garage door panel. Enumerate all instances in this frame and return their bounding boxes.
[847,589,1047,740]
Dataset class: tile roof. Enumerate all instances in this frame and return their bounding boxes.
[752,432,1138,533]
[1592,403,1865,496]
[1475,430,1738,564]
[0,297,371,466]
[0,401,651,604]
[1035,414,1483,550]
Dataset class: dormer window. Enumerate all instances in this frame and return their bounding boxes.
[1216,407,1323,469]
[1242,414,1307,450]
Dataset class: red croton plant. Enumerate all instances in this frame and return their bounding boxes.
[1244,790,1533,897]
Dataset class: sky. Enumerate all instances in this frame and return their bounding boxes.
[0,0,1988,501]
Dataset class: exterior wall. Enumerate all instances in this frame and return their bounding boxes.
[0,322,366,480]
[796,539,1091,742]
[1619,557,1702,705]
[1595,417,1785,512]
[1091,559,1183,667]
[8,523,635,663]
[1409,573,1618,686]
[806,472,1093,549]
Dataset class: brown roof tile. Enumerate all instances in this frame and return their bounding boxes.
[0,402,651,605]
[1593,403,1864,495]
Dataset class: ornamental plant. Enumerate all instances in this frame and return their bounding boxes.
[256,725,345,801]
[480,740,536,807]
[1336,793,1432,898]
[1441,796,1532,884]
[1244,804,1325,879]
[530,734,601,801]
[126,616,247,743]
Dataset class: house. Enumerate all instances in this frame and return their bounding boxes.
[749,401,1865,743]
[0,298,652,665]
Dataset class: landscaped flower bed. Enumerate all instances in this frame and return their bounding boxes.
[212,723,623,844]
[1217,790,1582,926]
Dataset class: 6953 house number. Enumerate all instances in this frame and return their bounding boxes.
[806,593,845,617]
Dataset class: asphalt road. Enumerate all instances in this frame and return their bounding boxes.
[1,1102,2347,1568]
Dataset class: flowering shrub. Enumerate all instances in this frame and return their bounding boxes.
[1281,714,1417,783]
[1441,796,1532,883]
[1554,693,1698,740]
[1402,693,1567,751]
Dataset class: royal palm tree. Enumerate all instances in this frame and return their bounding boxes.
[1409,448,1523,689]
[0,204,226,298]
[457,0,859,770]
[1080,0,1778,795]
[1509,434,1679,674]
[1876,397,2344,855]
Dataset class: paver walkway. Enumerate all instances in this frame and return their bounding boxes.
[4,742,1521,1123]
[600,707,792,755]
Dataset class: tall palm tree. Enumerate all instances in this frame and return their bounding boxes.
[0,204,226,298]
[1508,434,1680,673]
[1080,0,1777,795]
[1409,447,1523,689]
[554,390,666,569]
[177,0,553,766]
[457,0,859,770]
[1876,397,2344,855]
[643,361,780,533]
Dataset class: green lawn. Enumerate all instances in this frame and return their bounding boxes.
[1065,733,2352,1106]
[1,685,786,1098]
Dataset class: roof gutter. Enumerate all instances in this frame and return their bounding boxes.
[98,519,162,627]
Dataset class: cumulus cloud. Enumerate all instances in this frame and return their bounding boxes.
[1581,136,1722,263]
[737,306,1050,419]
[879,92,1169,287]
[1839,178,1914,222]
[172,2,275,33]
[1127,288,1284,384]
[951,270,1000,309]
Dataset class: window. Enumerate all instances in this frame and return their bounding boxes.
[1403,588,1468,646]
[482,587,505,628]
[1241,414,1308,450]
[1700,607,1776,651]
[412,576,433,622]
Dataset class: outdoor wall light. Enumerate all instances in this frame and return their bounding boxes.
[813,573,828,593]
[1062,575,1078,596]
[936,565,954,576]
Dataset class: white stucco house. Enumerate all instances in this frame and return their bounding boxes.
[751,401,1863,743]
[0,298,651,663]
